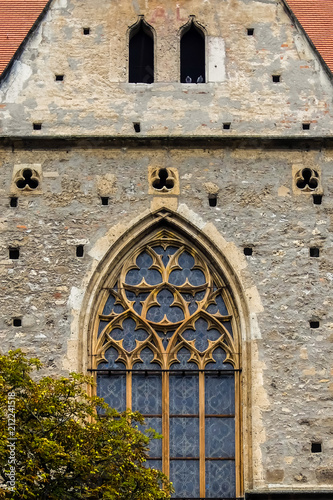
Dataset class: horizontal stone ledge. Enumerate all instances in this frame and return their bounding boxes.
[245,492,333,500]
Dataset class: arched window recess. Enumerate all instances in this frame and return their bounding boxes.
[90,225,242,499]
[180,16,206,84]
[128,16,154,84]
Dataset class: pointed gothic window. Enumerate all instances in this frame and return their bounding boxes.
[93,229,241,498]
[129,20,154,84]
[180,22,205,83]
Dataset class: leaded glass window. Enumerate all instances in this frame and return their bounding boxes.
[92,229,241,499]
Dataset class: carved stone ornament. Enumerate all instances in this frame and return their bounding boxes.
[148,167,180,195]
[294,167,322,194]
[11,164,42,195]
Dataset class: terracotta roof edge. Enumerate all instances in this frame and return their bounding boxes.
[0,0,53,84]
[281,0,333,82]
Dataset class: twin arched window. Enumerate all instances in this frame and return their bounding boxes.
[93,227,241,498]
[128,19,205,84]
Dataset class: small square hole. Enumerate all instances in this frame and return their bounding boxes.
[313,194,322,205]
[302,123,310,130]
[83,27,90,35]
[311,442,322,453]
[247,28,254,36]
[13,318,22,327]
[310,321,320,329]
[244,247,253,256]
[76,245,84,258]
[133,122,141,133]
[208,194,217,207]
[309,247,319,257]
[272,75,281,83]
[101,197,109,206]
[223,123,231,130]
[33,123,42,130]
[10,197,18,207]
[9,247,19,260]
[55,74,64,81]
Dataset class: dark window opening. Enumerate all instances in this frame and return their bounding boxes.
[310,321,320,329]
[76,245,84,258]
[153,168,174,190]
[129,21,154,84]
[55,74,64,81]
[181,23,205,83]
[303,123,310,130]
[247,28,254,36]
[313,194,322,205]
[208,194,217,207]
[244,247,253,256]
[9,247,19,260]
[309,247,319,257]
[101,197,109,206]
[272,75,281,83]
[13,318,22,327]
[10,197,18,207]
[33,123,42,130]
[83,28,90,35]
[223,123,231,130]
[311,442,322,453]
[133,122,141,133]
[16,169,39,190]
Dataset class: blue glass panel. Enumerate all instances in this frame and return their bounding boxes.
[98,347,125,370]
[110,318,149,352]
[102,294,125,315]
[205,347,234,370]
[181,291,206,315]
[170,347,199,370]
[205,374,235,414]
[125,252,162,286]
[206,418,235,457]
[146,289,184,323]
[206,294,229,315]
[132,374,162,414]
[98,320,109,337]
[169,251,206,287]
[170,460,200,498]
[205,460,236,498]
[144,460,162,471]
[97,374,126,412]
[152,245,178,267]
[182,318,221,352]
[223,320,233,337]
[169,374,199,415]
[136,417,162,457]
[170,418,199,457]
[133,347,161,370]
[125,290,149,314]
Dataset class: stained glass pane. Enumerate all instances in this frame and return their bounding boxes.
[169,251,206,287]
[98,347,125,370]
[125,252,162,285]
[205,460,236,498]
[170,460,200,498]
[152,245,178,267]
[144,460,162,471]
[133,347,161,369]
[205,374,235,415]
[110,318,149,351]
[98,320,109,337]
[205,346,234,370]
[206,294,229,315]
[181,291,206,315]
[136,417,162,457]
[223,320,233,337]
[147,289,184,323]
[205,418,235,458]
[102,294,125,315]
[170,418,199,457]
[132,374,162,414]
[169,374,199,415]
[97,374,126,412]
[125,290,149,314]
[182,317,221,352]
[171,347,199,370]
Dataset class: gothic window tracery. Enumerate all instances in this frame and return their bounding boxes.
[93,229,241,499]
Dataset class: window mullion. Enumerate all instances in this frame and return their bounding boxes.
[162,371,170,478]
[199,370,205,497]
[126,370,132,410]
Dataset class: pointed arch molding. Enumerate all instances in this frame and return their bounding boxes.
[77,208,263,494]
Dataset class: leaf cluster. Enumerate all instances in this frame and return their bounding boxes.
[0,350,173,499]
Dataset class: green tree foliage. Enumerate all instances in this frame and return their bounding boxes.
[0,350,173,499]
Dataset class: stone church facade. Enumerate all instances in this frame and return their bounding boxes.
[0,0,333,498]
